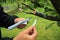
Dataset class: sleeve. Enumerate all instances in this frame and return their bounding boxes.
[0,12,18,28]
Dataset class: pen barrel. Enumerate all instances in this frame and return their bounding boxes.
[8,20,26,30]
[8,17,31,30]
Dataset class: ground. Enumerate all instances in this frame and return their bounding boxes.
[1,11,60,40]
[1,2,60,40]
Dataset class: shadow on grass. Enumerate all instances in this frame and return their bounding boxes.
[56,14,60,27]
[57,21,60,27]
[1,37,13,40]
[45,22,55,30]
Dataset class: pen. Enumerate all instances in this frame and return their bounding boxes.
[8,17,32,30]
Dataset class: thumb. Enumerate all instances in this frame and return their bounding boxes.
[25,26,35,33]
[30,27,37,39]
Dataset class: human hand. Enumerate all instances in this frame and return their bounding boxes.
[14,18,27,28]
[13,26,37,40]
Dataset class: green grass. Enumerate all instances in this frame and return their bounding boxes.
[1,1,60,40]
[1,11,60,40]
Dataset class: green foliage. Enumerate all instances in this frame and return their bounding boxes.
[1,0,60,40]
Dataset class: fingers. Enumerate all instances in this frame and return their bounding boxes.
[25,26,35,33]
[24,26,37,39]
[15,26,37,40]
[17,24,26,29]
[30,27,37,39]
[14,18,25,23]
